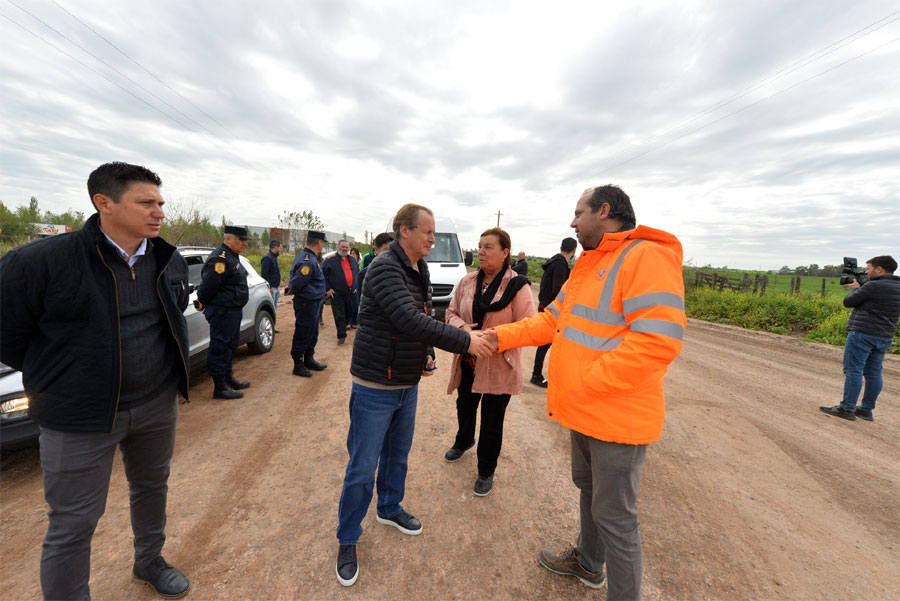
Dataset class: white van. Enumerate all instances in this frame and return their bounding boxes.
[386,216,472,321]
[428,217,473,320]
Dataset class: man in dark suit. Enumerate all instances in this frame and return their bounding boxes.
[321,239,359,345]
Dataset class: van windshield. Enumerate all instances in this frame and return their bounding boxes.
[427,233,463,263]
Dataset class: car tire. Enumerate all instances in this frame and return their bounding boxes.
[247,309,275,354]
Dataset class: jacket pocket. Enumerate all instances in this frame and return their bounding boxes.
[23,350,76,395]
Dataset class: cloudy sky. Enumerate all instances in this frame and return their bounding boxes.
[1,0,898,269]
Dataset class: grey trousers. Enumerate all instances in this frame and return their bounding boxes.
[38,390,178,601]
[571,430,648,601]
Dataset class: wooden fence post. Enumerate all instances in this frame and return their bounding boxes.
[712,273,718,289]
[694,272,700,286]
[753,274,759,294]
[821,278,826,296]
[760,275,767,296]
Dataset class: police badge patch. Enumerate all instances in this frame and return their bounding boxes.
[300,265,310,275]
[214,262,226,274]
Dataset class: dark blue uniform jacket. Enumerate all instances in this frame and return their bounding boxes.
[289,247,326,300]
[198,243,249,309]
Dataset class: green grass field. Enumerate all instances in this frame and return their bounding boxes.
[683,267,846,298]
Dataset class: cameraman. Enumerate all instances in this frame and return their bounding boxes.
[820,255,899,421]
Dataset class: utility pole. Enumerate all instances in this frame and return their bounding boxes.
[495,210,502,227]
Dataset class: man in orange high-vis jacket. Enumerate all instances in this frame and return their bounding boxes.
[483,185,686,600]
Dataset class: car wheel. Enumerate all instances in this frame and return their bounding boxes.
[247,310,275,354]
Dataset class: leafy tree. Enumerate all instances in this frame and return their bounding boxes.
[277,210,325,250]
[778,265,792,274]
[794,265,808,276]
[0,201,37,242]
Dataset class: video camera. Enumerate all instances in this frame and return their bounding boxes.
[840,257,867,286]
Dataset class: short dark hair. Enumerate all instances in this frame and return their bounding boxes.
[560,237,577,253]
[269,240,281,250]
[480,227,513,267]
[581,185,636,225]
[87,162,161,208]
[867,255,897,274]
[373,232,393,248]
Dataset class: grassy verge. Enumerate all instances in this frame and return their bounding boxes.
[685,287,899,354]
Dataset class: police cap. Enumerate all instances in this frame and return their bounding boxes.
[225,225,249,240]
[307,230,326,242]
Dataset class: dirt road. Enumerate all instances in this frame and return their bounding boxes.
[2,291,898,600]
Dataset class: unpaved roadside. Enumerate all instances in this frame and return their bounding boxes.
[2,290,898,600]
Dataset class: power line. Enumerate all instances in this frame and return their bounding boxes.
[48,0,237,139]
[563,8,900,184]
[583,34,900,178]
[7,0,229,143]
[1,6,270,176]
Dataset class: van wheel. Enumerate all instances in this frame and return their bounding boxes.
[248,310,275,354]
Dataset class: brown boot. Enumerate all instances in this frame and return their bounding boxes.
[538,547,605,589]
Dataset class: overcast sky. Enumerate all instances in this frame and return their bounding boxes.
[1,0,898,269]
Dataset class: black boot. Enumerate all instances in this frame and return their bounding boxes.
[292,357,313,377]
[226,371,251,389]
[305,354,327,371]
[212,374,243,399]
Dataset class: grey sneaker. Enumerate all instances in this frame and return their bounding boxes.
[336,544,358,586]
[819,405,856,420]
[474,474,494,496]
[538,546,605,589]
[376,510,422,535]
[855,408,874,421]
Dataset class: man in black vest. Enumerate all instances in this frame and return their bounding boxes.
[197,226,251,399]
[531,237,578,387]
[0,162,191,600]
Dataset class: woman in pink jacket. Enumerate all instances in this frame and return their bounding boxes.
[444,227,536,496]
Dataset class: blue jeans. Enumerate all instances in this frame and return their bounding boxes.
[337,382,418,545]
[270,287,280,306]
[840,330,893,413]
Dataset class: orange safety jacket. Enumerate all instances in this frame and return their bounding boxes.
[494,225,686,445]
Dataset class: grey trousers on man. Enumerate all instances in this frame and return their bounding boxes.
[571,430,648,601]
[38,390,178,601]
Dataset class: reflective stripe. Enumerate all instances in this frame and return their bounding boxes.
[631,318,684,340]
[570,240,644,325]
[548,304,560,318]
[562,326,623,351]
[622,292,685,314]
[555,290,566,304]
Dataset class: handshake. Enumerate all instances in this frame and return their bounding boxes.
[466,328,499,359]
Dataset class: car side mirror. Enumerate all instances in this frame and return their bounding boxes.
[465,251,474,266]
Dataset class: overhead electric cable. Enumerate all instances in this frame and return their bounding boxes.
[0,10,270,176]
[7,0,232,144]
[563,8,900,184]
[48,0,237,139]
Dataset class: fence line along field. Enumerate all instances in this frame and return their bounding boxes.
[684,267,847,298]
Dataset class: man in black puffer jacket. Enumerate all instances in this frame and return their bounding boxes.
[0,162,191,600]
[334,204,493,587]
[820,255,899,422]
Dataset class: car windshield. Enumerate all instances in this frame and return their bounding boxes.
[427,233,463,263]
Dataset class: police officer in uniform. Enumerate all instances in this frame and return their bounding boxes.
[197,225,252,398]
[290,230,328,377]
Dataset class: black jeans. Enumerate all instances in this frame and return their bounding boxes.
[330,291,356,339]
[453,361,511,477]
[39,389,178,600]
[532,305,550,379]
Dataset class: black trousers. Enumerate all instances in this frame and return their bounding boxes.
[204,308,241,376]
[453,361,511,477]
[330,291,356,339]
[532,305,550,378]
[291,297,322,359]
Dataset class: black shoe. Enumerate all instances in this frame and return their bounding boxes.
[530,375,548,388]
[338,337,346,345]
[376,510,422,535]
[855,408,874,421]
[133,556,190,599]
[212,375,243,399]
[292,358,313,377]
[474,474,494,497]
[819,405,856,420]
[444,440,475,463]
[225,371,251,389]
[304,354,327,371]
[336,544,358,587]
